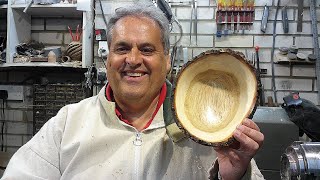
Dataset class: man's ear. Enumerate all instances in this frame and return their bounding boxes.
[105,55,109,70]
[166,54,171,74]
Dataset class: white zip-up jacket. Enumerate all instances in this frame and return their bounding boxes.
[2,85,264,180]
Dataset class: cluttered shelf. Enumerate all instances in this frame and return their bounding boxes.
[0,62,87,72]
[0,4,7,16]
[0,4,7,9]
[11,3,81,17]
[274,52,316,65]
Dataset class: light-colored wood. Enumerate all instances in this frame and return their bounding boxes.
[184,70,240,133]
[173,49,258,146]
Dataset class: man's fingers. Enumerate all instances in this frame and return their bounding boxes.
[242,118,260,131]
[215,147,241,162]
[233,128,261,155]
[236,124,264,147]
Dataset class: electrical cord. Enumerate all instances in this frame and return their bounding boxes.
[171,17,183,47]
[98,0,108,29]
[1,99,5,151]
[100,56,107,70]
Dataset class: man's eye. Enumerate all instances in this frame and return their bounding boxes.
[141,48,154,55]
[115,47,128,53]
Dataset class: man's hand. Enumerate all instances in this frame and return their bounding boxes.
[214,118,264,180]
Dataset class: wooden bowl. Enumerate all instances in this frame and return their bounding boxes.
[172,49,258,146]
[66,41,82,61]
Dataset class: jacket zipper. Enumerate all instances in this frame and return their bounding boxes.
[133,131,142,180]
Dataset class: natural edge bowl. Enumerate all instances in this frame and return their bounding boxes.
[171,49,259,147]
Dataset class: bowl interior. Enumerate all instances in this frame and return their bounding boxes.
[174,53,257,143]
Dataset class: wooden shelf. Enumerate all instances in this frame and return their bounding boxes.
[11,3,81,17]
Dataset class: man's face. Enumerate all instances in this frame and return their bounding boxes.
[107,16,170,102]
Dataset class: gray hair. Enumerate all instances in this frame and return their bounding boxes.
[106,2,170,55]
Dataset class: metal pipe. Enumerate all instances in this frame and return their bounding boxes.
[280,141,320,180]
[310,0,320,105]
[270,0,280,104]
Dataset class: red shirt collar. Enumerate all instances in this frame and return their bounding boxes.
[105,83,167,130]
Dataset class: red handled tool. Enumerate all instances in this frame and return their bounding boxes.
[68,25,82,41]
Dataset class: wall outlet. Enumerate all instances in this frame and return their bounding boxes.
[260,69,268,74]
[98,41,108,58]
[0,90,8,100]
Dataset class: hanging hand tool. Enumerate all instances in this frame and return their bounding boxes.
[169,45,177,82]
[68,25,82,41]
[260,5,269,33]
[235,0,242,11]
[170,46,177,72]
[234,0,241,31]
[248,0,254,10]
[157,0,173,22]
[243,0,247,30]
[68,26,75,41]
[248,0,255,30]
[224,12,228,36]
[189,1,194,44]
[194,0,198,45]
[231,12,234,34]
[251,51,255,66]
[255,46,261,76]
[297,0,303,32]
[218,0,224,10]
[236,12,240,33]
[242,12,246,32]
[75,24,82,41]
[216,11,222,37]
[255,46,265,106]
[183,47,188,65]
[230,0,235,33]
[282,6,289,33]
[175,45,183,76]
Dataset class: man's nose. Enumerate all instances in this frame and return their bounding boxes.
[125,48,142,67]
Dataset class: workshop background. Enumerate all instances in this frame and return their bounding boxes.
[0,0,319,179]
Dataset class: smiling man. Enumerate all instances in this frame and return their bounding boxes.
[2,3,264,180]
[106,15,170,131]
